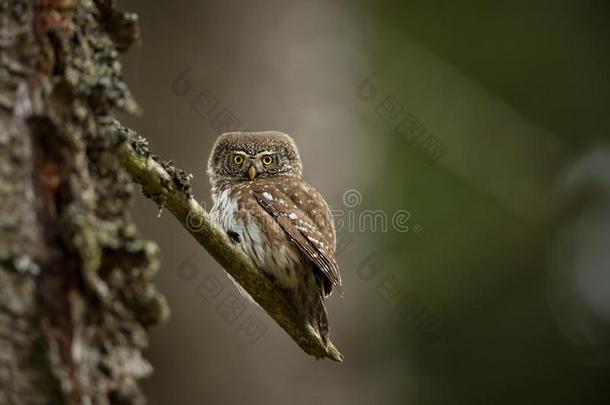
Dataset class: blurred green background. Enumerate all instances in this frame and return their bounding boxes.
[120,0,610,403]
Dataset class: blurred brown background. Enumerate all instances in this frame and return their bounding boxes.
[119,0,610,403]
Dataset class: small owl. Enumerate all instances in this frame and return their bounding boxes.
[207,131,341,344]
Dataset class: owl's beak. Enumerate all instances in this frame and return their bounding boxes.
[248,165,257,180]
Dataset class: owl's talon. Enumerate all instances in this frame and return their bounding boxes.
[227,230,241,243]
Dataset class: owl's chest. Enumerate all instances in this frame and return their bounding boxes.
[210,188,303,289]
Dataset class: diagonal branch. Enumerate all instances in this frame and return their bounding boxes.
[113,120,343,362]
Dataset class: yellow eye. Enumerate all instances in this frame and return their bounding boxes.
[233,155,244,165]
[262,156,273,165]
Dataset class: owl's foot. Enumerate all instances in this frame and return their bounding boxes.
[227,229,241,243]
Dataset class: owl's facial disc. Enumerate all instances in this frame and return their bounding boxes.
[207,131,303,184]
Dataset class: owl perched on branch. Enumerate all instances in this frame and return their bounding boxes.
[207,131,341,343]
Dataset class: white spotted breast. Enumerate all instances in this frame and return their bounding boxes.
[210,187,303,291]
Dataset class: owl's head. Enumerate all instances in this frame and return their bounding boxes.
[207,131,303,183]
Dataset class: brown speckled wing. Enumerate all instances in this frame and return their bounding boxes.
[251,177,341,296]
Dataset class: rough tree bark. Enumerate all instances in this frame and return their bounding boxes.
[0,0,168,403]
[0,0,342,403]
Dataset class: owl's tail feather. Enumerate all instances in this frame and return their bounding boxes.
[296,273,330,346]
[316,297,330,345]
[313,276,330,345]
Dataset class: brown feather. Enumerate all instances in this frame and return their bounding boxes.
[251,179,342,296]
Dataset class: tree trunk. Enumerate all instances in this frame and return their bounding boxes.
[0,0,168,403]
